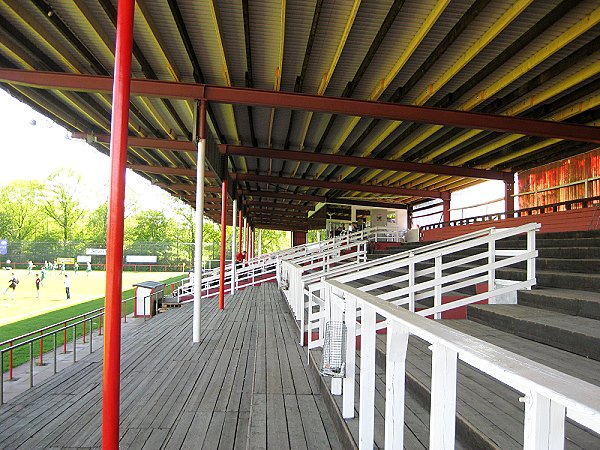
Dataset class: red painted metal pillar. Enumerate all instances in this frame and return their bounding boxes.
[218,179,227,310]
[442,193,451,224]
[505,178,515,217]
[102,1,135,448]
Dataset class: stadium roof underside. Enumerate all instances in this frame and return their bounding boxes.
[0,0,599,230]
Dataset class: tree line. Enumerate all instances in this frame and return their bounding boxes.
[0,169,290,266]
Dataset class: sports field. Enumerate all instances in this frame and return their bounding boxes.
[0,268,185,327]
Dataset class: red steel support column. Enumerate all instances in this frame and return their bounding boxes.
[218,179,227,310]
[505,178,515,217]
[102,1,135,448]
[442,193,451,224]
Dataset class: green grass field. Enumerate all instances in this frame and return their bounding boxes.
[0,269,184,327]
[0,269,188,373]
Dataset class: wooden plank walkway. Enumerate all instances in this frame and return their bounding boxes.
[0,282,342,449]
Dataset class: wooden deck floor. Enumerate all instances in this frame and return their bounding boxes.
[0,283,342,449]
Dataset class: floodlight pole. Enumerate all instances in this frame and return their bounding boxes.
[102,0,134,448]
[218,177,227,310]
[193,100,207,343]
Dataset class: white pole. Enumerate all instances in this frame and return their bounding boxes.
[193,121,206,343]
[231,199,237,295]
[243,217,248,251]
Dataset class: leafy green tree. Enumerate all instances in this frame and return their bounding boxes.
[0,180,44,241]
[85,202,108,245]
[257,229,290,254]
[40,169,85,246]
[129,209,173,244]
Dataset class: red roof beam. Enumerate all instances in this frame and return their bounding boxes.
[72,132,196,152]
[221,144,510,181]
[233,173,445,199]
[1,69,598,144]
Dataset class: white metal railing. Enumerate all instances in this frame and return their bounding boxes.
[304,223,538,356]
[279,239,368,344]
[324,279,600,449]
[174,228,375,302]
[366,226,407,242]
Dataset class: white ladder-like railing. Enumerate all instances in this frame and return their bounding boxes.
[305,223,538,354]
[279,239,368,344]
[325,279,600,449]
[173,228,373,302]
[291,222,600,448]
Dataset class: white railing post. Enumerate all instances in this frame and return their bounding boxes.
[343,294,356,419]
[385,320,409,450]
[488,230,496,301]
[321,281,330,345]
[408,260,415,312]
[359,304,376,449]
[331,295,343,396]
[429,341,458,449]
[522,392,565,450]
[299,272,306,346]
[527,228,536,288]
[434,255,442,320]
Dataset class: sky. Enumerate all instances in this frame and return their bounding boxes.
[0,89,175,212]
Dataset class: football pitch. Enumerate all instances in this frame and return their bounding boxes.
[0,269,185,327]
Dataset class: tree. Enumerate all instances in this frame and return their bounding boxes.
[129,209,173,243]
[41,169,85,246]
[257,229,290,254]
[86,202,108,245]
[0,180,45,241]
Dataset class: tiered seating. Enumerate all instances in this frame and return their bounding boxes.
[337,228,600,448]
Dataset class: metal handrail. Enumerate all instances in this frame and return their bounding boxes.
[0,295,135,384]
[0,309,104,404]
[421,195,600,231]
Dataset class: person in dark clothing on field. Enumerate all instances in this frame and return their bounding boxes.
[64,274,71,300]
[3,273,18,300]
[35,274,41,298]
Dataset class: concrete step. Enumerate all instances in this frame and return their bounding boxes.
[467,304,600,361]
[538,246,600,259]
[536,258,600,273]
[497,267,600,292]
[441,253,600,274]
[518,288,600,320]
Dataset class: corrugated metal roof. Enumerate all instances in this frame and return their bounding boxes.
[0,0,598,228]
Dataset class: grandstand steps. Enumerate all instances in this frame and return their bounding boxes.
[467,304,600,361]
[369,329,600,449]
[319,228,600,447]
[518,287,600,320]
